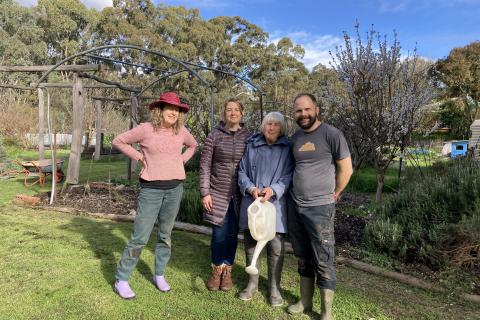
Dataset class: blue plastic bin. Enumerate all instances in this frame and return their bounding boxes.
[451,140,469,158]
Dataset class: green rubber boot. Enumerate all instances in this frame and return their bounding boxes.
[238,231,259,301]
[267,234,284,307]
[287,276,314,314]
[320,289,334,320]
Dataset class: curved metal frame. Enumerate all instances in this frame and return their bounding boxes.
[34,45,215,126]
[35,44,266,127]
[83,49,267,121]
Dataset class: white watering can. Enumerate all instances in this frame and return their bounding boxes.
[245,197,276,275]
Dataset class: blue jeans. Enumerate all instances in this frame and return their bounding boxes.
[211,200,238,266]
[115,185,183,281]
[287,198,337,290]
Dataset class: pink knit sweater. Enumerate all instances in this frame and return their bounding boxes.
[112,122,197,181]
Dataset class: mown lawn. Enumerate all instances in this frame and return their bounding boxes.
[1,146,479,319]
[0,205,479,320]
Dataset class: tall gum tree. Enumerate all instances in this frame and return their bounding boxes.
[430,41,480,136]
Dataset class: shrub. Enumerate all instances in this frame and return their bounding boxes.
[0,140,6,163]
[177,188,203,225]
[184,147,202,172]
[177,171,204,225]
[0,99,37,148]
[364,157,480,269]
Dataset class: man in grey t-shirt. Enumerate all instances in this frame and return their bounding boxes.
[287,93,353,320]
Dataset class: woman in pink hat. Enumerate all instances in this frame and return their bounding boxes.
[112,92,197,299]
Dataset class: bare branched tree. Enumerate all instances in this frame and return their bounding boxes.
[331,24,433,204]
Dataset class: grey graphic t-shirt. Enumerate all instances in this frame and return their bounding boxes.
[290,123,350,206]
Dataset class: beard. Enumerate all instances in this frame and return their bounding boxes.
[296,114,317,130]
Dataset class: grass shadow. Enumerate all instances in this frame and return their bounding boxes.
[164,229,301,308]
[58,216,153,288]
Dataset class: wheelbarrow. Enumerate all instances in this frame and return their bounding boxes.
[16,158,65,187]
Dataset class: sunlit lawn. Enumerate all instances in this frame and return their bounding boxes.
[1,205,479,320]
[1,146,479,319]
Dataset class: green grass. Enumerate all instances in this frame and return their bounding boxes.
[1,205,479,320]
[2,146,479,319]
[346,167,399,193]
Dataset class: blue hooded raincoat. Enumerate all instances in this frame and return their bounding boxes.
[238,133,294,233]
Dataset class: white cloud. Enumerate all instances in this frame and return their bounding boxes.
[270,31,343,70]
[15,0,113,10]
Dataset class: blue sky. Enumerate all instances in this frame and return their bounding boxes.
[17,0,480,69]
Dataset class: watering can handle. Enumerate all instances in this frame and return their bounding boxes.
[250,197,268,239]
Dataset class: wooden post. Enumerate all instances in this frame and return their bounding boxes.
[128,93,139,181]
[94,99,102,161]
[38,88,45,160]
[66,74,84,185]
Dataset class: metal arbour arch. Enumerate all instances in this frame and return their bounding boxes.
[35,45,266,127]
[85,51,267,120]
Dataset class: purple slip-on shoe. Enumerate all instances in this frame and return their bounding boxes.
[153,275,171,292]
[114,280,135,299]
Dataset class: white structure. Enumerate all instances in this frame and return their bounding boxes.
[26,133,93,147]
[470,120,480,159]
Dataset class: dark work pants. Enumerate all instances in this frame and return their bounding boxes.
[287,197,336,290]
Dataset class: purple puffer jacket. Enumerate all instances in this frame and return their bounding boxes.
[199,122,250,226]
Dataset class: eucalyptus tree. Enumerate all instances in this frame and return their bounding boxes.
[93,2,274,139]
[0,0,48,84]
[430,41,480,137]
[331,25,433,203]
[251,37,309,124]
[307,64,346,121]
[36,0,99,62]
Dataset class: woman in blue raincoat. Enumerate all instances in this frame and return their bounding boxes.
[237,111,294,307]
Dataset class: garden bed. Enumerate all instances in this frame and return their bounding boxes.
[38,183,371,248]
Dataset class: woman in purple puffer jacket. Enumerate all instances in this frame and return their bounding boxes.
[199,98,250,291]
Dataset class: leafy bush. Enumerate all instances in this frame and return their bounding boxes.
[177,171,204,225]
[0,100,37,148]
[184,147,202,172]
[177,188,203,225]
[0,140,6,163]
[364,157,480,269]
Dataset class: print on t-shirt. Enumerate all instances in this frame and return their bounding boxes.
[298,142,316,152]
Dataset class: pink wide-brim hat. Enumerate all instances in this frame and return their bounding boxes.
[148,92,189,112]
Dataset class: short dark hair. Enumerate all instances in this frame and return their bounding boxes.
[293,93,318,107]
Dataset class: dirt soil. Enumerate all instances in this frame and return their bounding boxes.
[39,183,370,248]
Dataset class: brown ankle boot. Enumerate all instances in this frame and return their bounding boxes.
[207,264,224,291]
[220,264,233,291]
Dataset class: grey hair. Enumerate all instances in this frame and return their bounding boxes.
[261,111,287,136]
